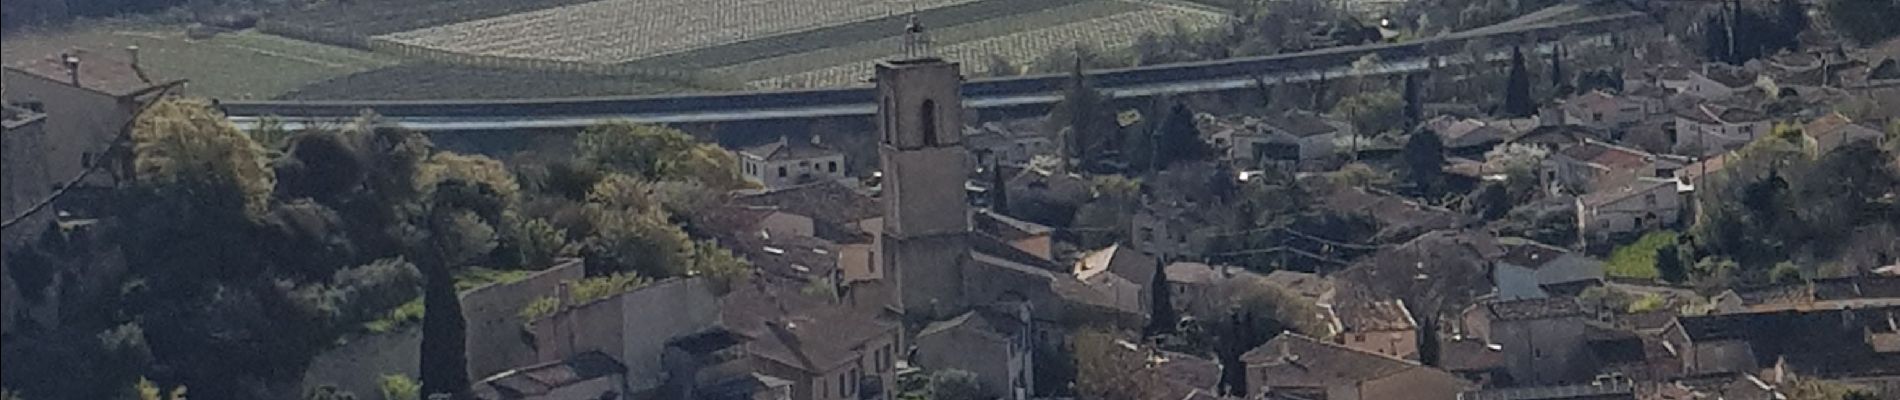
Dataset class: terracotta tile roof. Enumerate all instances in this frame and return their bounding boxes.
[1263,270,1335,302]
[720,284,896,373]
[5,48,163,98]
[1337,299,1416,332]
[1579,177,1674,208]
[1558,141,1653,171]
[1438,337,1506,373]
[1243,333,1459,389]
[973,209,1051,242]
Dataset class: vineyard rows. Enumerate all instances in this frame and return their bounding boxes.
[750,8,1224,88]
[375,0,979,64]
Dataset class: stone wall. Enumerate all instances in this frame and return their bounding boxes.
[461,258,585,380]
[299,327,423,400]
[528,277,721,391]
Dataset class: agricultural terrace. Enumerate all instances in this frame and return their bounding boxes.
[746,6,1227,88]
[375,0,984,64]
[261,0,601,45]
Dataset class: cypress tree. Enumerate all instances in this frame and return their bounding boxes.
[1504,46,1534,117]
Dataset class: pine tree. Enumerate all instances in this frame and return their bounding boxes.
[1155,102,1206,168]
[1403,73,1423,130]
[1504,46,1534,117]
[1404,128,1447,196]
[989,159,1009,212]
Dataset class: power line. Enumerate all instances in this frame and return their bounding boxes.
[2,83,180,230]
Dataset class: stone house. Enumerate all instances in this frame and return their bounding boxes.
[1662,306,1900,389]
[1800,112,1884,156]
[1163,262,1265,318]
[1231,110,1351,162]
[720,284,902,400]
[732,181,885,285]
[963,118,1053,168]
[1130,199,1224,262]
[1,48,177,188]
[1672,104,1771,156]
[1576,177,1681,243]
[472,351,631,400]
[2,103,52,336]
[1555,90,1660,133]
[1544,140,1666,194]
[1460,297,1596,386]
[913,304,1034,400]
[524,276,724,395]
[1491,238,1604,300]
[1655,65,1757,101]
[1074,244,1156,316]
[1335,299,1419,360]
[740,136,850,190]
[972,209,1053,261]
[1241,333,1470,400]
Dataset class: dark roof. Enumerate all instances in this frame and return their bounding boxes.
[727,232,840,284]
[917,304,1030,341]
[733,180,880,227]
[473,351,626,399]
[1460,381,1635,400]
[1483,297,1586,322]
[1316,187,1471,243]
[720,283,897,373]
[1701,66,1758,88]
[5,48,167,98]
[668,328,745,354]
[1497,239,1571,269]
[1076,243,1159,287]
[1334,230,1501,319]
[740,137,841,161]
[1263,111,1342,137]
[973,209,1052,242]
[698,374,795,400]
[1812,276,1900,301]
[1672,306,1900,377]
[1153,350,1221,393]
[1584,323,1645,365]
[1557,141,1652,171]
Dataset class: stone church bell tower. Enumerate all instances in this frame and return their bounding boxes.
[875,58,970,319]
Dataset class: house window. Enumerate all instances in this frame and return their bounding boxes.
[1644,193,1657,206]
[849,368,859,397]
[840,373,850,397]
[1592,112,1604,122]
[922,100,939,146]
[778,166,787,177]
[829,161,838,173]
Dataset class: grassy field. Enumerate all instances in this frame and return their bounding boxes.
[2,25,398,100]
[375,0,984,64]
[278,63,696,100]
[741,4,1227,88]
[1606,230,1678,280]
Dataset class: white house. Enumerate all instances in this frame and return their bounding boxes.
[1656,65,1757,101]
[1673,104,1771,156]
[1231,110,1351,162]
[1491,238,1604,300]
[1556,90,1660,133]
[739,136,848,190]
[1577,177,1682,242]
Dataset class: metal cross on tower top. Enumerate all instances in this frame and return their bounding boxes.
[902,10,932,59]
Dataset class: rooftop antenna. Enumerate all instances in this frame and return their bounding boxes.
[902,6,931,59]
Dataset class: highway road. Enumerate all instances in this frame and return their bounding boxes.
[221,10,1651,132]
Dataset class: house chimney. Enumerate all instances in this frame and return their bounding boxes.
[810,133,823,146]
[126,45,140,69]
[556,281,572,311]
[61,53,81,86]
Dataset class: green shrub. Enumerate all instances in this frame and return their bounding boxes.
[379,375,419,400]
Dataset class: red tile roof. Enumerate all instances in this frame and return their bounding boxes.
[6,48,163,98]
